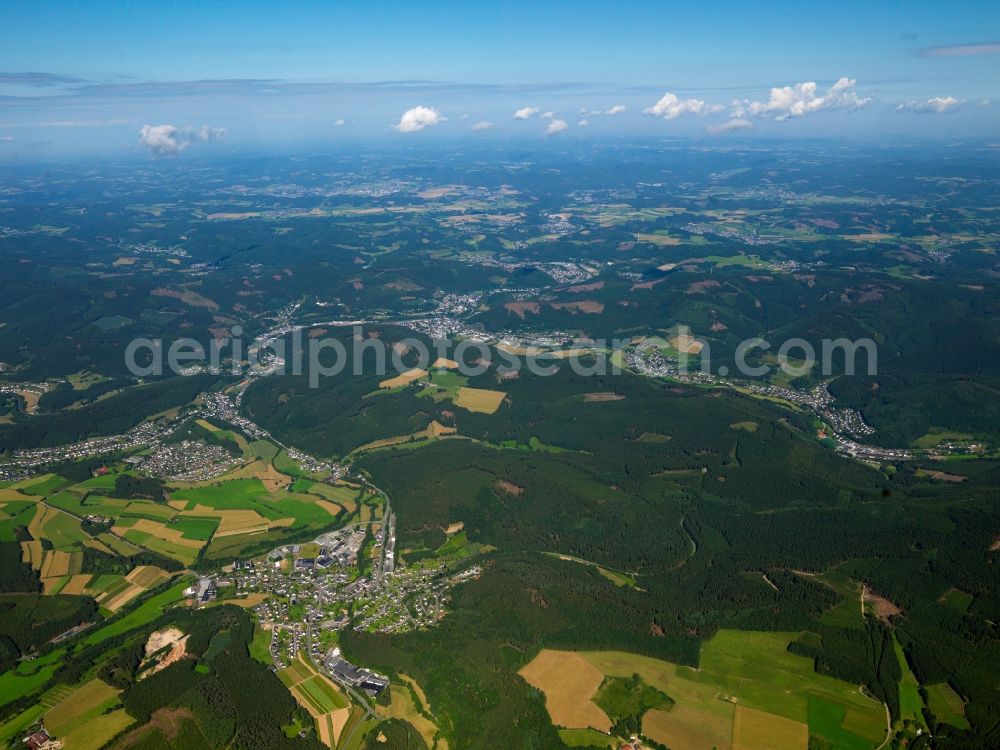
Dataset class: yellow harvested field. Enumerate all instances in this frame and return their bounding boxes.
[83,537,114,555]
[581,649,736,749]
[399,674,430,709]
[113,518,204,548]
[670,333,704,354]
[426,419,456,437]
[178,505,288,537]
[353,420,456,453]
[103,582,146,612]
[432,357,460,369]
[0,488,30,501]
[637,232,682,246]
[314,499,343,517]
[329,707,351,746]
[314,706,352,748]
[195,510,268,536]
[28,504,52,539]
[221,592,269,608]
[60,574,93,595]
[316,713,332,747]
[126,565,169,588]
[41,550,73,578]
[732,705,808,750]
[379,368,428,389]
[379,682,440,748]
[224,458,290,492]
[15,390,41,414]
[455,387,506,414]
[334,495,357,512]
[518,650,611,732]
[547,348,595,359]
[20,540,43,569]
[580,651,680,685]
[643,703,734,750]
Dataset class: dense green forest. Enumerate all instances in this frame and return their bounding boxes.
[0,375,216,453]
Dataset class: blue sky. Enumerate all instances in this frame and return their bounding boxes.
[1,0,998,156]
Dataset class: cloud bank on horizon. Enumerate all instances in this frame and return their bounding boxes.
[731,77,871,121]
[372,74,980,139]
[119,74,986,151]
[644,93,723,120]
[385,76,883,138]
[895,96,964,114]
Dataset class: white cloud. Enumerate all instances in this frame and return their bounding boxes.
[0,136,13,143]
[707,118,753,135]
[138,124,226,155]
[334,119,346,126]
[732,77,870,121]
[919,43,1000,57]
[459,113,469,120]
[545,118,568,135]
[541,111,555,120]
[394,106,445,133]
[895,96,963,113]
[644,92,722,120]
[578,105,626,116]
[578,118,590,127]
[471,120,495,131]
[513,106,540,119]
